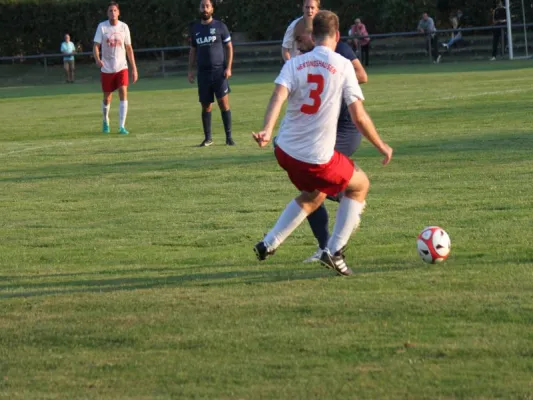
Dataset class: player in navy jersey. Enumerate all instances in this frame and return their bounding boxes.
[293,17,369,263]
[188,0,235,146]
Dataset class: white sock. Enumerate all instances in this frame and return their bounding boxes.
[119,100,128,128]
[102,102,110,124]
[327,198,366,254]
[263,200,309,250]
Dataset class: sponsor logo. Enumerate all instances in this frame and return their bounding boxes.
[196,36,217,45]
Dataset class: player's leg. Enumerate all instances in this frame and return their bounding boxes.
[304,204,329,262]
[200,103,213,146]
[117,69,130,134]
[198,73,214,146]
[326,166,368,255]
[254,190,327,260]
[214,75,234,145]
[102,92,112,134]
[315,152,367,276]
[100,72,115,133]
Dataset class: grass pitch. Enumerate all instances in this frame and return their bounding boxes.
[0,61,532,399]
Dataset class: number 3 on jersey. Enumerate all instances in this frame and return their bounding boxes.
[301,73,325,115]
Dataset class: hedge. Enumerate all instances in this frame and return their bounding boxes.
[0,0,521,56]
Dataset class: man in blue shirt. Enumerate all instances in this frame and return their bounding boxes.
[60,33,76,83]
[293,17,369,263]
[188,0,235,146]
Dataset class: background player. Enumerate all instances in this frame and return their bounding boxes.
[281,0,320,62]
[293,17,369,263]
[253,11,393,276]
[188,0,235,147]
[93,1,138,135]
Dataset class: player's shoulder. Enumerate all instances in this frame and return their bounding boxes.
[286,16,303,31]
[213,19,228,28]
[335,42,357,61]
[96,20,108,29]
[327,49,354,73]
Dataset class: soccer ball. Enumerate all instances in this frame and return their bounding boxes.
[417,226,451,264]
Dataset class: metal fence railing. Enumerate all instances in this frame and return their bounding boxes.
[1,24,532,86]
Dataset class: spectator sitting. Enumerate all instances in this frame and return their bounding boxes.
[442,9,464,50]
[348,18,370,66]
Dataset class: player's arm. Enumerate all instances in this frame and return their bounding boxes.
[224,41,233,79]
[348,100,392,165]
[188,46,197,83]
[281,47,291,62]
[125,44,138,83]
[252,84,289,147]
[281,23,294,62]
[93,42,103,67]
[352,59,367,84]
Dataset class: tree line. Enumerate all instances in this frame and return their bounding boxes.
[0,0,510,56]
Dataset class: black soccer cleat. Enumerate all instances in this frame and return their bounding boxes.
[253,241,275,261]
[199,139,213,147]
[225,138,236,146]
[320,248,353,276]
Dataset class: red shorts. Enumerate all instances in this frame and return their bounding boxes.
[275,146,355,196]
[101,69,129,93]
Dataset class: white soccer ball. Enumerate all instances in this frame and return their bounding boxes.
[417,226,451,264]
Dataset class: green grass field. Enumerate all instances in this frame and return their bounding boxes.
[1,61,533,399]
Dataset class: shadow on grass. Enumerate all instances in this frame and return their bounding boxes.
[0,151,276,183]
[0,262,422,298]
[2,131,531,183]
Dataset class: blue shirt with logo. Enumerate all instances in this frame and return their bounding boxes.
[190,19,231,72]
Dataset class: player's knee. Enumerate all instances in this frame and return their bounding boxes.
[345,170,370,198]
[296,191,326,213]
[217,98,230,111]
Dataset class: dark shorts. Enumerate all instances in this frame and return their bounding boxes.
[197,69,230,104]
[335,131,362,157]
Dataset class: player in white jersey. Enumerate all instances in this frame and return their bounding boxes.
[93,2,138,135]
[281,0,320,62]
[253,10,393,276]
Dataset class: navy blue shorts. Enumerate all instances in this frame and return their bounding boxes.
[197,69,230,104]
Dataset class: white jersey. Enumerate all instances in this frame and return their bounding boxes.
[282,17,302,59]
[93,20,132,73]
[275,46,364,164]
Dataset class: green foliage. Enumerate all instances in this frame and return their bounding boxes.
[0,0,497,56]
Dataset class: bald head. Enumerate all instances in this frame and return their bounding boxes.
[294,16,314,53]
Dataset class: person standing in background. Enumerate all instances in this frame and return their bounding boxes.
[417,12,441,64]
[491,1,507,60]
[61,34,76,83]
